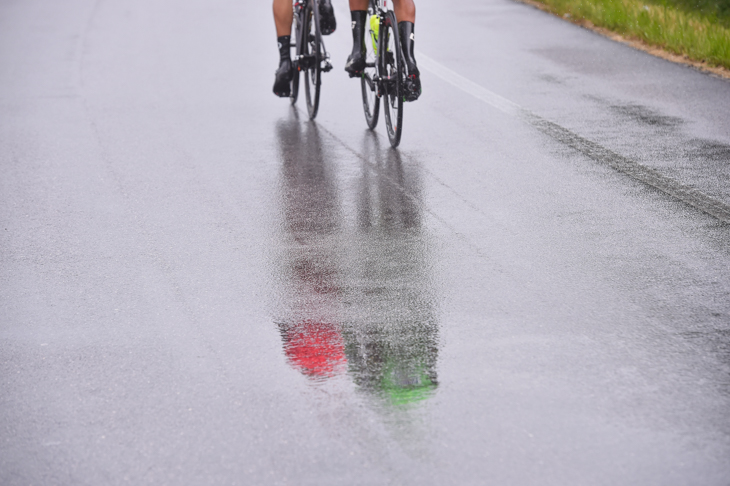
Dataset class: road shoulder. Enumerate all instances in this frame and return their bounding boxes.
[514,0,730,81]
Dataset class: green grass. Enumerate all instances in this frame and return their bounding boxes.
[532,0,730,70]
[658,0,730,27]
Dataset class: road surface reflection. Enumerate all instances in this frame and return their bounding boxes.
[273,112,439,407]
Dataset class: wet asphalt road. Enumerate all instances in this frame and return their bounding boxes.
[2,0,730,484]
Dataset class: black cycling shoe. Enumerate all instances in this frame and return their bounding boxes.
[404,69,422,102]
[399,22,421,101]
[319,0,336,35]
[344,51,366,78]
[273,58,293,97]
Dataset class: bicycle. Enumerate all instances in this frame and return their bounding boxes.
[290,0,333,120]
[360,0,406,148]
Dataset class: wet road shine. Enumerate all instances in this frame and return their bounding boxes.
[1,0,730,484]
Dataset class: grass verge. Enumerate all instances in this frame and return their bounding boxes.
[521,0,730,74]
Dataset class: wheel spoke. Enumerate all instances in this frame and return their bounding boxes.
[380,13,403,148]
[302,1,321,119]
[360,12,380,129]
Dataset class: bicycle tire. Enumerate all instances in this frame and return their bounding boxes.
[380,11,404,148]
[360,12,380,129]
[290,8,301,105]
[303,1,322,119]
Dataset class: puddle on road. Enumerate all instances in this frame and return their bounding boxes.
[684,138,730,163]
[270,113,440,409]
[609,103,684,129]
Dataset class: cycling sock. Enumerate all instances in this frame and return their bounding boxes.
[398,22,417,74]
[350,10,366,56]
[277,35,291,63]
[399,22,421,101]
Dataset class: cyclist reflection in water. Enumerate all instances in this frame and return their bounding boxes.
[274,120,437,405]
[274,116,347,379]
[342,132,437,405]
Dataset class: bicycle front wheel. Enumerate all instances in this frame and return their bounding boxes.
[361,11,380,129]
[303,1,322,119]
[380,11,404,148]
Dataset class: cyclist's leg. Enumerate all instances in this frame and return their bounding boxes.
[273,0,295,97]
[345,0,369,77]
[273,0,294,36]
[349,0,369,12]
[392,0,415,23]
[392,0,421,101]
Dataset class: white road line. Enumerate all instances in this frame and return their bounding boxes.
[418,54,523,117]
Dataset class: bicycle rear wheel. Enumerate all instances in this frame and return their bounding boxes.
[360,11,380,129]
[380,11,404,148]
[303,1,322,119]
[290,8,301,105]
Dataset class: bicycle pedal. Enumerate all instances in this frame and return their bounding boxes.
[322,61,333,72]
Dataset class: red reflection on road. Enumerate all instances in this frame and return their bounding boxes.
[282,321,346,378]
